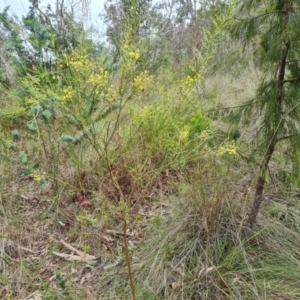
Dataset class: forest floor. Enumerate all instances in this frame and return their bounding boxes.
[2,157,300,300]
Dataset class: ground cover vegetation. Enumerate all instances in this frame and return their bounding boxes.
[1,0,300,299]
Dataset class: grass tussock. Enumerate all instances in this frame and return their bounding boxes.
[132,171,300,299]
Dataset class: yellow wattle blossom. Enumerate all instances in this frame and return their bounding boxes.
[59,52,90,74]
[31,170,46,184]
[218,143,237,156]
[61,86,74,102]
[88,69,109,88]
[179,129,189,141]
[122,43,140,61]
[133,71,153,91]
[128,51,140,59]
[180,75,199,90]
[228,147,237,155]
[106,85,118,103]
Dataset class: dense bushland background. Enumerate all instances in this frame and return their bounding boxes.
[1,0,300,299]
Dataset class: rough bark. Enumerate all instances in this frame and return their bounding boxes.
[246,140,275,230]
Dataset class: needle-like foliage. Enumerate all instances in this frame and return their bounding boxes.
[230,0,300,229]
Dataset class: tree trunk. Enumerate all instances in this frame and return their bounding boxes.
[245,4,291,232]
[246,139,275,230]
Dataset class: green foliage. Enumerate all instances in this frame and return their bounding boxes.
[103,0,152,53]
[0,67,9,86]
[0,1,87,71]
[56,271,67,290]
[188,111,211,138]
[131,101,214,168]
[39,271,73,300]
[11,129,20,141]
[0,35,120,186]
[18,151,28,164]
[229,0,300,188]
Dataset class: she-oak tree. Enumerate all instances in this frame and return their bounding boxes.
[231,0,300,230]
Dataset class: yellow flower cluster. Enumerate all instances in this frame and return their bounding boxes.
[106,84,118,103]
[31,170,46,184]
[58,53,90,74]
[70,54,88,67]
[180,75,199,90]
[179,128,210,142]
[218,143,237,155]
[123,44,140,60]
[133,71,153,91]
[179,129,189,141]
[61,86,74,102]
[88,69,109,89]
[129,51,140,59]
